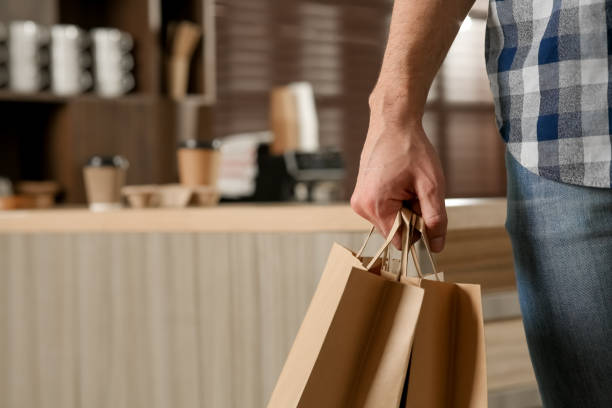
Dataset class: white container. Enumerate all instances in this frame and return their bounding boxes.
[8,21,50,92]
[50,24,91,95]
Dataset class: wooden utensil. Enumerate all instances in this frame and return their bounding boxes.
[16,180,60,208]
[167,21,201,99]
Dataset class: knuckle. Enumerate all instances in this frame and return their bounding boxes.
[350,194,364,215]
[350,191,374,218]
[420,180,440,197]
[349,192,360,210]
[424,212,448,232]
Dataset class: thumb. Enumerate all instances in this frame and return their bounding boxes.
[416,190,447,252]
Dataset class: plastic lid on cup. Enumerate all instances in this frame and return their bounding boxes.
[178,139,221,150]
[86,155,129,169]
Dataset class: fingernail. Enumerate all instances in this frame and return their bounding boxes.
[430,237,444,252]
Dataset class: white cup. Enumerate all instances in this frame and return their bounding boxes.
[8,21,50,92]
[94,52,133,72]
[90,28,134,96]
[50,25,91,95]
[95,73,134,97]
[90,28,133,52]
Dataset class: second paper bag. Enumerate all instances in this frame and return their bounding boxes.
[267,212,424,407]
[399,211,488,408]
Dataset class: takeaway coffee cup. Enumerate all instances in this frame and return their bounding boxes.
[177,139,221,186]
[83,155,129,211]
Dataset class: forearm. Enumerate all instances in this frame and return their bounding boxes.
[372,0,475,120]
[353,0,468,251]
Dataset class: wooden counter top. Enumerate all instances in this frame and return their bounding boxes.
[0,198,506,233]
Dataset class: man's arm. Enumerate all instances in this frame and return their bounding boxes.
[351,0,475,251]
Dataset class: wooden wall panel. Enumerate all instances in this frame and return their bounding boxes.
[212,0,507,199]
[443,111,506,197]
[46,98,177,203]
[212,0,390,196]
[0,102,64,182]
[0,232,365,408]
[0,229,539,407]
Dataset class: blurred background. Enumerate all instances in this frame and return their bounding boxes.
[0,0,540,407]
[0,0,503,206]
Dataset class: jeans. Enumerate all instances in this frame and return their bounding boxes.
[505,151,612,407]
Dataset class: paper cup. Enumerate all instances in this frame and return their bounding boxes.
[177,139,221,186]
[83,155,129,211]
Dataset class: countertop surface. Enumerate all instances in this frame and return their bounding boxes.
[0,198,507,233]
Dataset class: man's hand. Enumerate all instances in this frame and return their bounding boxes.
[351,90,447,252]
[349,0,474,251]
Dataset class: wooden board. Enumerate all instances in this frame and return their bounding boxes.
[0,199,507,233]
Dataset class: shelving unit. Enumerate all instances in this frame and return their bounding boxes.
[0,91,70,103]
[0,0,216,203]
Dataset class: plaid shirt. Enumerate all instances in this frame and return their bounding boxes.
[485,0,612,188]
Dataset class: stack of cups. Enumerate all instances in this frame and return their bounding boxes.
[0,23,7,88]
[91,28,134,97]
[50,25,92,95]
[8,21,50,92]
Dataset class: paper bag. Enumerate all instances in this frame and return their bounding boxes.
[400,278,487,407]
[400,211,488,408]
[267,212,425,407]
[268,209,488,408]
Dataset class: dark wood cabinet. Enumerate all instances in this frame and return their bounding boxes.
[0,0,216,202]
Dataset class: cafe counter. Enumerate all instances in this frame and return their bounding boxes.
[0,198,506,233]
[0,199,540,407]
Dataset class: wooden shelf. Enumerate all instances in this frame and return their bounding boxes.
[0,90,216,106]
[0,91,69,103]
[0,90,151,104]
[0,91,154,104]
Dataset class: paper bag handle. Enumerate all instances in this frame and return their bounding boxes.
[362,211,403,270]
[362,211,420,280]
[355,209,419,259]
[355,225,375,258]
[356,210,409,260]
[358,209,441,281]
[400,209,441,281]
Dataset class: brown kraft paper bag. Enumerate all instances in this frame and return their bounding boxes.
[399,210,488,408]
[267,211,425,408]
[268,209,488,407]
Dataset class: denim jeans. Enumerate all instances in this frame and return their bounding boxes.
[505,151,612,407]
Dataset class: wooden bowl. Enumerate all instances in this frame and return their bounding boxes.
[0,196,19,210]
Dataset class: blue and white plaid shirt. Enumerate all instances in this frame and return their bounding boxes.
[486,0,612,188]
